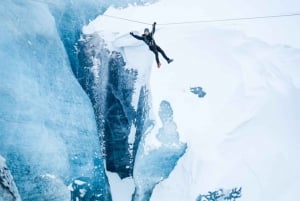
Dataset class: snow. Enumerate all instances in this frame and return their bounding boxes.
[0,0,299,200]
[84,0,300,200]
[74,180,87,186]
[107,172,135,201]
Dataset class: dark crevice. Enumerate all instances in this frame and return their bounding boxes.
[77,34,146,179]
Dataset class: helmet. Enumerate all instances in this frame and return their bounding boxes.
[144,28,150,33]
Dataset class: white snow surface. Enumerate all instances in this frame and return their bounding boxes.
[84,0,300,200]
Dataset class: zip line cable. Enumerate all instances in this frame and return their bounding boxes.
[27,0,300,25]
[103,12,300,26]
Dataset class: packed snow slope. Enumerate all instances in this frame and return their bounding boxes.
[84,0,300,200]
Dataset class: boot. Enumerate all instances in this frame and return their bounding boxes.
[157,62,161,68]
[167,59,174,64]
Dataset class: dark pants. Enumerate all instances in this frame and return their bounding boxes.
[149,45,170,64]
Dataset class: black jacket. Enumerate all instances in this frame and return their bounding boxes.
[131,24,156,47]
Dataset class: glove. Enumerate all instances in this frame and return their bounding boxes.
[130,32,134,35]
[153,22,157,26]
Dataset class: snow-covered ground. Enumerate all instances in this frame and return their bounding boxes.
[84,0,300,200]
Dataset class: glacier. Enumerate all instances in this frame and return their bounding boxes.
[87,2,300,201]
[2,0,300,200]
[0,0,184,200]
[0,0,162,200]
[0,0,111,200]
[132,100,187,201]
[77,34,138,178]
[77,30,187,200]
[0,156,21,201]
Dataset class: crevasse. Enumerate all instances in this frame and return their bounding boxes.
[1,0,184,201]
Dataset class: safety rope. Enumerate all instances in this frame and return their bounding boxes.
[103,13,300,26]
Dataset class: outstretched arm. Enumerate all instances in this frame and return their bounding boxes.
[151,22,156,36]
[130,32,143,40]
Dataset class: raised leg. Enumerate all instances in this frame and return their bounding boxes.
[156,45,170,61]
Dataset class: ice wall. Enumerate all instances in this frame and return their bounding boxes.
[132,101,187,201]
[47,0,157,80]
[77,33,149,178]
[78,34,136,178]
[0,0,185,200]
[77,30,187,200]
[0,1,111,200]
[0,156,21,201]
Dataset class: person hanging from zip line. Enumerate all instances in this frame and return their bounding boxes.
[130,22,173,68]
